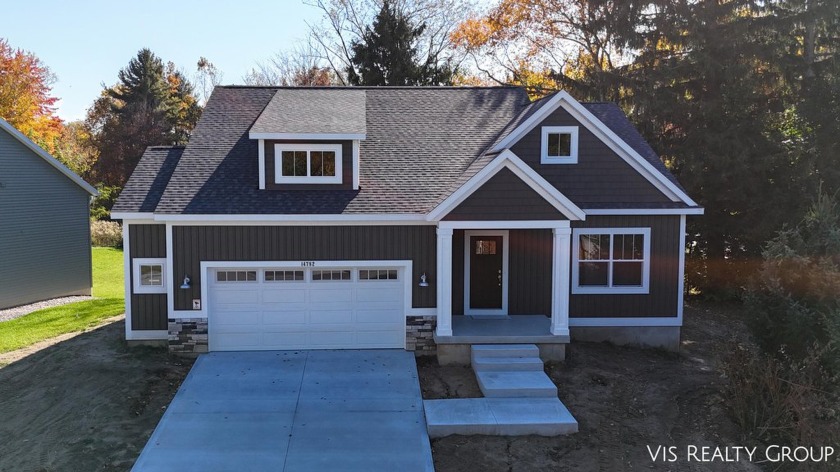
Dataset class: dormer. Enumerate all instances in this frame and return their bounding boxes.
[249,89,366,190]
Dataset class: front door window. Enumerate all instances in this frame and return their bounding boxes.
[469,235,504,310]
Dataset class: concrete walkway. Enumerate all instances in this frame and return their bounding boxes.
[133,350,433,472]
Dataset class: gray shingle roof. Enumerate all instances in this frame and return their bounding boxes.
[111,146,183,213]
[118,86,690,216]
[250,88,366,137]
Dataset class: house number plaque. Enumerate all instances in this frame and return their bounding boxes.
[301,261,315,267]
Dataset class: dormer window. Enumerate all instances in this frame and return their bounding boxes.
[275,144,342,184]
[541,126,578,164]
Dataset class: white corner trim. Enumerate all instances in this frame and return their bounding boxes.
[0,117,98,196]
[571,227,651,295]
[677,215,687,325]
[489,91,696,206]
[258,139,266,189]
[166,224,174,317]
[427,149,586,221]
[274,143,343,184]
[463,230,509,316]
[352,140,360,190]
[569,317,682,327]
[122,223,132,340]
[540,126,579,164]
[585,208,704,216]
[131,257,167,294]
[249,132,366,141]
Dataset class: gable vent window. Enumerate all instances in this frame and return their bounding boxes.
[275,144,342,184]
[541,126,579,164]
[571,228,651,294]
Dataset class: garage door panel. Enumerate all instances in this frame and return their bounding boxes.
[209,266,405,351]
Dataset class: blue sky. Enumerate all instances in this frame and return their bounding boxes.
[1,1,322,121]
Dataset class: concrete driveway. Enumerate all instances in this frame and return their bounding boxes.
[133,350,433,472]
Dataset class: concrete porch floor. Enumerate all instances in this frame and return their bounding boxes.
[436,315,570,344]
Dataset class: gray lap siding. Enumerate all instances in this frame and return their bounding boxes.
[128,225,168,330]
[171,225,437,312]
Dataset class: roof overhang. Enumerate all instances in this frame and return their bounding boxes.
[0,118,98,196]
[427,149,586,222]
[490,91,696,207]
[248,132,366,141]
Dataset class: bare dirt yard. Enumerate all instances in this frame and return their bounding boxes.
[418,302,780,472]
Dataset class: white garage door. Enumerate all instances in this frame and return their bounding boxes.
[207,266,405,351]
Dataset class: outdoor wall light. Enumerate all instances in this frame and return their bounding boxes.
[419,273,429,287]
[180,275,191,289]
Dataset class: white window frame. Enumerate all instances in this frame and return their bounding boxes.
[571,227,651,294]
[132,258,167,294]
[274,143,343,184]
[541,126,579,164]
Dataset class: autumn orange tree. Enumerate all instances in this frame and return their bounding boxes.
[0,39,63,154]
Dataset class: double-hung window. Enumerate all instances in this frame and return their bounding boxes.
[275,143,342,184]
[572,228,651,294]
[132,258,167,294]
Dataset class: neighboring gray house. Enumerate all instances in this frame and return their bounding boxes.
[0,118,98,309]
[112,86,703,361]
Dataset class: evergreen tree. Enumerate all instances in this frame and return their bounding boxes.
[346,0,454,86]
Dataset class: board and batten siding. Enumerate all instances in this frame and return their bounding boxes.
[128,224,167,330]
[0,129,92,309]
[510,107,672,205]
[443,168,566,221]
[570,215,681,318]
[171,225,437,312]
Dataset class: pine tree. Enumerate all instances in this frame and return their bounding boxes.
[346,0,453,86]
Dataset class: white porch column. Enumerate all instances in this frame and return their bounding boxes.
[435,227,454,336]
[551,227,571,336]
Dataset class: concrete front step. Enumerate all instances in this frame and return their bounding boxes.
[475,370,558,398]
[471,344,540,359]
[424,397,578,437]
[471,356,544,372]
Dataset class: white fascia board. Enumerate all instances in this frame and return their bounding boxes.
[585,208,705,216]
[438,220,570,230]
[569,317,682,327]
[489,91,696,206]
[427,149,585,221]
[0,118,98,196]
[248,132,366,141]
[111,212,156,221]
[153,213,432,225]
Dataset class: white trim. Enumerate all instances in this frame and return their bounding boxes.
[274,143,343,184]
[438,220,569,230]
[352,140,360,190]
[569,317,681,327]
[489,91,696,206]
[249,132,366,141]
[427,149,586,221]
[132,258,167,294]
[110,212,156,223]
[258,139,266,189]
[436,228,454,336]
[125,330,168,341]
[677,215,686,326]
[166,224,175,317]
[541,126,579,164]
[463,230,509,316]
[0,117,98,196]
[154,214,430,224]
[122,223,132,340]
[571,227,652,295]
[551,227,571,336]
[408,308,437,317]
[585,208,704,216]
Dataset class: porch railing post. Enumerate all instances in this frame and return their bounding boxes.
[551,227,571,336]
[435,227,454,336]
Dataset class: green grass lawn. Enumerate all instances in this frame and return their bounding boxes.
[0,248,125,353]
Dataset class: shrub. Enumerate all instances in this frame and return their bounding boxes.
[90,185,122,220]
[91,220,122,247]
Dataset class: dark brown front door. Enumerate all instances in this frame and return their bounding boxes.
[469,235,503,309]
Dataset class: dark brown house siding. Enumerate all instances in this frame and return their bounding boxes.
[510,107,672,205]
[570,215,681,318]
[442,168,566,221]
[264,140,353,190]
[172,225,436,311]
[128,224,167,330]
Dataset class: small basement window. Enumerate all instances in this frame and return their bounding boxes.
[132,258,166,294]
[275,143,342,184]
[572,228,651,294]
[541,126,578,164]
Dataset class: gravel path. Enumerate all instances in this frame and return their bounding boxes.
[0,296,93,322]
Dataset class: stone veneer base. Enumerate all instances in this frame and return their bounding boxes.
[406,315,436,356]
[168,318,208,354]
